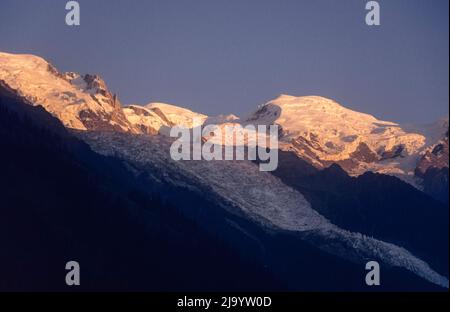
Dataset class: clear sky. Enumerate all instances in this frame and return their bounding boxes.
[0,0,448,123]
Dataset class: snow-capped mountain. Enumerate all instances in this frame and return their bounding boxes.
[1,51,449,289]
[0,52,134,132]
[242,95,448,183]
[123,93,448,187]
[1,51,448,188]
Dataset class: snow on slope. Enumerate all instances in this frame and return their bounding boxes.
[204,114,240,125]
[123,102,208,135]
[146,103,207,127]
[123,105,168,135]
[0,52,133,132]
[78,131,449,289]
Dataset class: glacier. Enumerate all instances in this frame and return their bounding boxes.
[78,131,449,289]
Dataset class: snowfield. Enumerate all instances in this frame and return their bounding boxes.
[123,102,208,135]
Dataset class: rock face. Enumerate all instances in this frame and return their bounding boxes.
[415,128,449,203]
[416,130,449,176]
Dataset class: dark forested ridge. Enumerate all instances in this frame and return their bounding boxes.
[421,167,449,205]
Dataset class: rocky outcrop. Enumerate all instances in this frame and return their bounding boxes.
[416,135,449,177]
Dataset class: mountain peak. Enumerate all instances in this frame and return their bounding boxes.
[273,94,297,101]
[0,52,50,69]
[0,51,133,132]
[273,94,335,102]
[244,94,432,179]
[269,95,349,112]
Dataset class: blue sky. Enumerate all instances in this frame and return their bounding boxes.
[0,0,448,123]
